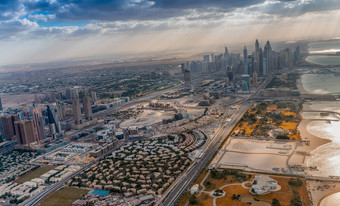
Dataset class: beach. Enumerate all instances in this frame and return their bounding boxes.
[297,68,340,205]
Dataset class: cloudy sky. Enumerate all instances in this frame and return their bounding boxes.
[1,0,340,66]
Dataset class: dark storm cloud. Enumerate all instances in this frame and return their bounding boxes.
[0,0,23,20]
[2,0,340,40]
[152,0,264,9]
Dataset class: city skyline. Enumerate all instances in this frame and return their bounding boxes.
[2,1,340,206]
[1,0,340,66]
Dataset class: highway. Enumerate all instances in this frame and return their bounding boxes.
[160,76,272,206]
[160,101,252,206]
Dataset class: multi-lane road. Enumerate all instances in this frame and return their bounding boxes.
[160,101,253,206]
[160,76,272,206]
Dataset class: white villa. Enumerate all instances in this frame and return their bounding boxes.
[250,175,281,195]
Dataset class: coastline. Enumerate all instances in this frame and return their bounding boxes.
[297,119,331,153]
[295,76,331,154]
[297,77,309,95]
[296,69,340,206]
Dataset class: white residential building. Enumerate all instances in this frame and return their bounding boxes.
[250,175,281,195]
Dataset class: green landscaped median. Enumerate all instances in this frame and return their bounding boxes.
[40,187,90,206]
[15,166,54,184]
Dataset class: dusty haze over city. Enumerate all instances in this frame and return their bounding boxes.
[1,0,340,66]
[3,1,340,206]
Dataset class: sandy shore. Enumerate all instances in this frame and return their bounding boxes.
[297,78,310,95]
[297,119,331,153]
[296,75,340,206]
[295,76,331,153]
[307,180,340,206]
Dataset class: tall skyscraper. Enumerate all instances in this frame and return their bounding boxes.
[83,90,93,121]
[259,47,263,76]
[1,114,19,141]
[252,71,258,87]
[264,41,273,74]
[224,47,229,58]
[33,109,45,141]
[247,56,253,75]
[294,46,300,64]
[203,55,210,62]
[263,57,267,76]
[14,120,36,145]
[66,88,72,100]
[56,101,65,120]
[47,105,59,135]
[243,46,248,59]
[183,67,191,89]
[181,63,185,73]
[72,92,82,125]
[91,92,97,103]
[210,54,214,62]
[243,46,248,74]
[254,39,260,74]
[0,97,2,111]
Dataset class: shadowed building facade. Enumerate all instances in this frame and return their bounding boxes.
[14,120,36,145]
[1,114,19,141]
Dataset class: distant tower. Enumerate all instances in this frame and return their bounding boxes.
[210,54,214,62]
[243,46,248,59]
[0,97,2,111]
[252,71,258,87]
[72,92,82,125]
[264,41,273,74]
[255,39,260,74]
[184,69,191,88]
[181,63,185,73]
[65,88,72,100]
[243,46,248,74]
[91,92,97,103]
[33,109,45,141]
[203,55,210,62]
[56,101,64,120]
[259,47,263,76]
[47,105,59,135]
[224,47,229,58]
[14,120,36,145]
[263,57,267,76]
[247,56,253,75]
[83,90,93,121]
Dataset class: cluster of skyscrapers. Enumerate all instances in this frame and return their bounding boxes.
[0,87,98,150]
[71,89,97,130]
[0,104,59,150]
[186,39,301,93]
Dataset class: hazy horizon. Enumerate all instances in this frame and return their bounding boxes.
[1,0,340,66]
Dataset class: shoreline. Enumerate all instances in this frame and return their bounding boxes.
[297,77,310,95]
[297,119,332,153]
[296,70,340,206]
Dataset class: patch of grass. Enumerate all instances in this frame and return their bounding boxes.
[16,166,54,184]
[40,187,89,206]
